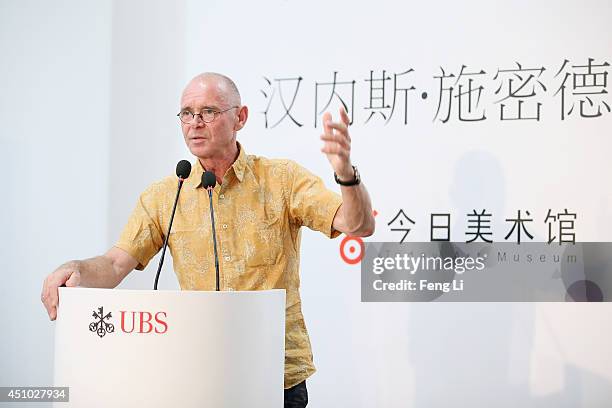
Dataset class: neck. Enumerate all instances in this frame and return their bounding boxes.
[198,142,239,184]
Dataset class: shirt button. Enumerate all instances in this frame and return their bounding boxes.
[219,194,225,199]
[224,256,231,262]
[222,224,228,229]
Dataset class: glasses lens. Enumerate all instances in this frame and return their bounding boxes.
[179,111,194,123]
[201,109,216,123]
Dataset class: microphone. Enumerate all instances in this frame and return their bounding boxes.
[176,160,192,180]
[202,171,220,291]
[202,171,216,189]
[153,160,192,290]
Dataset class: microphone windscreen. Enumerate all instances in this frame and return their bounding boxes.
[202,171,216,189]
[176,160,192,179]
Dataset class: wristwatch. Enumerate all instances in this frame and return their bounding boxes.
[334,165,361,186]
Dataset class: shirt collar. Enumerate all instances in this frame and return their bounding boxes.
[187,141,246,189]
[233,141,246,182]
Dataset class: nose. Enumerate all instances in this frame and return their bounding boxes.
[191,113,205,127]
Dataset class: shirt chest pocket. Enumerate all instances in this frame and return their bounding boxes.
[242,214,284,267]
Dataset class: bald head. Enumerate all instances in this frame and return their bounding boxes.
[179,72,249,161]
[181,72,241,107]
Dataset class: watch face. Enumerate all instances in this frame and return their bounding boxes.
[351,166,360,183]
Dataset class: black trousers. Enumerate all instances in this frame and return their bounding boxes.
[284,381,308,408]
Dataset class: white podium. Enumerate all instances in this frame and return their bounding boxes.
[54,287,286,407]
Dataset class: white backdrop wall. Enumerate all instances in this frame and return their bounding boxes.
[2,0,612,407]
[0,0,112,404]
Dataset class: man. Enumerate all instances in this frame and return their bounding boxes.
[41,72,374,407]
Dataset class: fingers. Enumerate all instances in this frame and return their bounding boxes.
[42,263,78,321]
[320,143,349,158]
[41,280,52,319]
[41,275,60,321]
[322,110,351,142]
[320,120,351,156]
[320,127,350,157]
[320,129,350,145]
[339,106,350,126]
[321,109,352,165]
[325,121,349,136]
[322,112,332,135]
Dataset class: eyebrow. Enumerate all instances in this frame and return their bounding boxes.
[180,105,220,111]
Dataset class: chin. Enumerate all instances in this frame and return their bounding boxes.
[188,147,214,161]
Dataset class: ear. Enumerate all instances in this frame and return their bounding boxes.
[234,105,249,131]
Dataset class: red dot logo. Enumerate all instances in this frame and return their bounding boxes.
[340,236,365,265]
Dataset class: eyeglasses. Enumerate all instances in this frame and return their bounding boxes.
[177,106,239,124]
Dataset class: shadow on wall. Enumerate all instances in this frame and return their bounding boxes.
[404,150,611,406]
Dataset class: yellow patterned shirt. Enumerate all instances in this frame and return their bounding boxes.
[115,143,343,388]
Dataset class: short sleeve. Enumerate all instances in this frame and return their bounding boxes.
[114,188,165,270]
[287,161,343,238]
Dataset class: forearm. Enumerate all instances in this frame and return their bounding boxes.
[338,182,375,236]
[70,255,125,288]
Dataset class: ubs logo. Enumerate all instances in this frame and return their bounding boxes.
[89,306,114,338]
[89,306,168,338]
